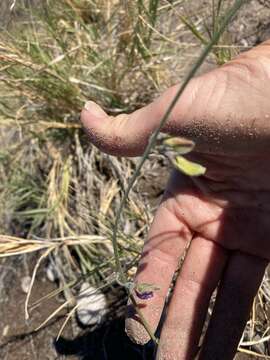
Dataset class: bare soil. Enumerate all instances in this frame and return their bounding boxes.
[0,256,74,360]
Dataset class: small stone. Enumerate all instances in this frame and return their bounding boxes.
[2,325,9,337]
[21,276,32,294]
[76,282,108,326]
[46,262,59,283]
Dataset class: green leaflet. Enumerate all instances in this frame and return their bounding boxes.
[163,137,195,155]
[174,155,206,177]
[135,283,160,294]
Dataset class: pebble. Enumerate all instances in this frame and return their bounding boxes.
[2,325,9,337]
[46,261,59,283]
[76,282,108,326]
[21,276,32,294]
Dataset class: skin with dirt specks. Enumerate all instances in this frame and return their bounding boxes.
[81,41,270,360]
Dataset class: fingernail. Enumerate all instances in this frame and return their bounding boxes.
[125,317,151,345]
[125,299,151,345]
[84,101,106,118]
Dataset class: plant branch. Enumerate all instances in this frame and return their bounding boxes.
[112,0,248,284]
[129,293,159,345]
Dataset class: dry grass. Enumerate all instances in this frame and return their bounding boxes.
[0,0,269,357]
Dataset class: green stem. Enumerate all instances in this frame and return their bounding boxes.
[129,293,159,345]
[112,0,247,285]
[110,0,248,347]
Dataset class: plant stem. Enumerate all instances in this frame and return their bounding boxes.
[129,293,159,345]
[112,0,247,285]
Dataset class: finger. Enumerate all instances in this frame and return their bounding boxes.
[199,251,267,360]
[80,76,203,157]
[156,236,228,360]
[81,40,270,158]
[125,193,192,344]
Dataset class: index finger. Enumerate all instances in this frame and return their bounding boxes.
[125,189,192,344]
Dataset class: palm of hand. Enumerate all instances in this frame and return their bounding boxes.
[81,41,270,359]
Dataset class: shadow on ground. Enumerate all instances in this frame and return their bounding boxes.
[55,318,155,360]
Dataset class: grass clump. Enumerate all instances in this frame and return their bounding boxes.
[0,0,186,327]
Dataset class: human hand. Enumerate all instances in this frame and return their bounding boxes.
[81,41,270,360]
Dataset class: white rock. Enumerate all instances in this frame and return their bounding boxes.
[21,276,32,294]
[76,282,108,326]
[46,262,59,283]
[2,325,9,337]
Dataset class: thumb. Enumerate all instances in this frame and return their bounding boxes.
[80,77,206,157]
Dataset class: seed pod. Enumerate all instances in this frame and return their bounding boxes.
[163,137,195,155]
[174,155,206,177]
